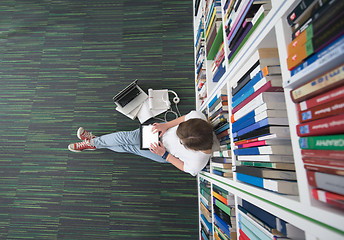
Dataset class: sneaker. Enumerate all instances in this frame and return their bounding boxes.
[77,127,96,141]
[68,140,96,152]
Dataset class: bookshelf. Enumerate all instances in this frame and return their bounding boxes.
[194,0,344,239]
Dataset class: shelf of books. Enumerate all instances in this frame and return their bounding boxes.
[194,0,344,239]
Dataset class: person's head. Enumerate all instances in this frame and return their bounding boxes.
[176,118,213,151]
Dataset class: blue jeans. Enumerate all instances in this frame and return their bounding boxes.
[93,128,168,163]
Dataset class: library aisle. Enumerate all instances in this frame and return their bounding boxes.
[194,0,344,239]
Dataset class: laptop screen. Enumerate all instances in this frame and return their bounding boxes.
[116,86,141,107]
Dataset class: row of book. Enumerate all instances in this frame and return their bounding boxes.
[238,198,305,240]
[213,185,237,240]
[200,178,213,239]
[205,0,226,83]
[286,0,344,86]
[208,89,234,178]
[223,0,272,65]
[229,48,298,195]
[195,12,207,105]
[290,62,344,209]
[286,0,344,210]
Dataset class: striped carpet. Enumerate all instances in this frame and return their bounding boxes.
[0,0,198,239]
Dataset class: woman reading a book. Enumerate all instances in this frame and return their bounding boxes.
[68,111,219,176]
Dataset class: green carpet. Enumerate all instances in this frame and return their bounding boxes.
[0,0,198,239]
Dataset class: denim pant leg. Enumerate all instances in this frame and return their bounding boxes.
[93,128,167,163]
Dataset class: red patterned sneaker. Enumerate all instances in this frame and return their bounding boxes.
[68,140,96,152]
[77,127,96,141]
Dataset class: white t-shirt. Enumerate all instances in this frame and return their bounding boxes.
[162,111,219,176]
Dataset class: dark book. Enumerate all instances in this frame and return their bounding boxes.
[232,61,259,96]
[287,0,320,26]
[235,166,296,180]
[235,126,290,142]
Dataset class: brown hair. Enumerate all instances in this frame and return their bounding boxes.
[176,118,214,151]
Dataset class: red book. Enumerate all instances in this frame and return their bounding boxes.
[298,98,344,123]
[239,229,250,240]
[306,170,344,195]
[296,114,344,137]
[312,188,344,210]
[304,164,344,176]
[303,157,344,168]
[301,149,344,160]
[296,85,344,111]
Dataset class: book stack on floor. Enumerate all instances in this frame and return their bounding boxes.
[195,13,207,104]
[230,48,297,195]
[209,88,231,160]
[200,178,212,240]
[287,0,344,82]
[290,62,344,209]
[206,0,225,83]
[213,185,237,240]
[238,198,305,240]
[223,0,272,65]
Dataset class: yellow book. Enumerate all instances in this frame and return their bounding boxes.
[205,7,216,39]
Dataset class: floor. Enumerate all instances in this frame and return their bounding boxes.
[0,0,199,239]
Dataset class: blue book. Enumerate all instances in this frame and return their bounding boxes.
[214,213,231,237]
[241,199,287,235]
[213,61,226,82]
[239,219,260,240]
[235,118,271,137]
[232,71,263,103]
[232,109,257,130]
[236,172,298,195]
[290,34,344,76]
[201,214,213,234]
[215,123,230,135]
[232,114,261,133]
[201,230,209,240]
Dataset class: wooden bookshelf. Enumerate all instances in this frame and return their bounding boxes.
[194,0,344,239]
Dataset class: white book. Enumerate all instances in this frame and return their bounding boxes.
[237,145,293,155]
[237,154,294,163]
[232,92,286,122]
[254,109,288,122]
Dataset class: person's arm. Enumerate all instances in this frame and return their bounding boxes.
[152,115,186,137]
[149,141,184,172]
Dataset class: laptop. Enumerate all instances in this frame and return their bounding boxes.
[113,79,148,115]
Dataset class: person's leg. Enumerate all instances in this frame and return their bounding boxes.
[93,128,167,163]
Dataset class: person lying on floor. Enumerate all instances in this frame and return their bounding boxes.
[68,111,219,176]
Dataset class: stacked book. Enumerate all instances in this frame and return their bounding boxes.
[230,48,298,195]
[205,0,226,83]
[213,185,237,240]
[209,89,231,159]
[200,178,212,239]
[238,198,305,239]
[195,14,207,104]
[290,63,344,209]
[223,0,272,64]
[287,0,344,82]
[211,158,233,178]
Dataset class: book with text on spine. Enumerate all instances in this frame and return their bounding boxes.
[299,134,344,150]
[296,114,344,137]
[306,170,344,195]
[290,62,344,103]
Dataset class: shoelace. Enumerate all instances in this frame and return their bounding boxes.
[75,140,91,149]
[82,130,94,139]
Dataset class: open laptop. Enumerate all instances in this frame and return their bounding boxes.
[113,79,148,115]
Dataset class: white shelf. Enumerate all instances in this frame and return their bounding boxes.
[194,0,344,239]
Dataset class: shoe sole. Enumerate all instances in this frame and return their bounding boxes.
[77,127,83,140]
[68,144,96,153]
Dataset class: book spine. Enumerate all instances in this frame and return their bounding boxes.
[291,63,344,103]
[296,114,344,137]
[232,80,283,114]
[306,170,344,195]
[297,85,344,111]
[304,164,344,176]
[298,98,344,123]
[299,134,344,150]
[312,188,344,209]
[301,149,344,159]
[303,157,344,168]
[287,0,316,26]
